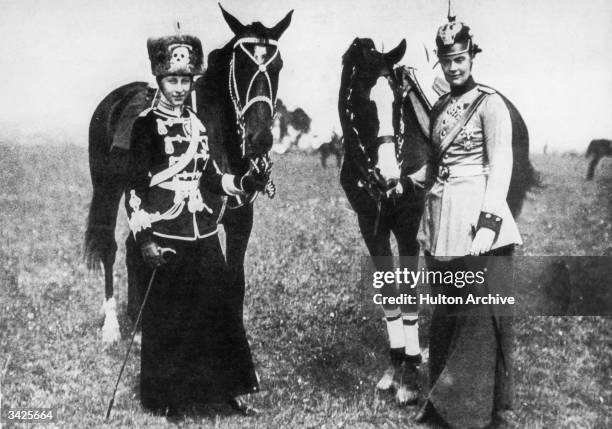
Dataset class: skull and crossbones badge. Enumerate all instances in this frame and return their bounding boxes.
[169,44,191,70]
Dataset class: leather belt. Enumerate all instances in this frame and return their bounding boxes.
[438,164,489,181]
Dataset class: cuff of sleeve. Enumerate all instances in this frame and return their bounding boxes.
[477,211,502,237]
[222,174,242,196]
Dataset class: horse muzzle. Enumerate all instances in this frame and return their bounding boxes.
[246,128,274,156]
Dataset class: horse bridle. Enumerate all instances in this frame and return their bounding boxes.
[343,62,410,234]
[343,64,406,184]
[228,37,280,198]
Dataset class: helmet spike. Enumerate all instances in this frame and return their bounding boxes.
[447,0,456,22]
[175,20,182,36]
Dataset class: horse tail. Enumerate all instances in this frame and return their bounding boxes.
[84,82,149,271]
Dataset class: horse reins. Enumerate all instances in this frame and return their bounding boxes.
[228,37,280,199]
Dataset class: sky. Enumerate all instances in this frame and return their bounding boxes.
[0,0,611,152]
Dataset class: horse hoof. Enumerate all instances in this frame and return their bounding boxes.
[101,321,121,342]
[376,367,395,391]
[395,384,418,406]
[227,397,260,416]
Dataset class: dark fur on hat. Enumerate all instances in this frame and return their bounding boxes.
[147,35,205,76]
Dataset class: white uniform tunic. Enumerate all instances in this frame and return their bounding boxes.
[418,84,522,257]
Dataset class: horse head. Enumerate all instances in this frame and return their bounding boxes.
[220,4,293,160]
[340,38,407,187]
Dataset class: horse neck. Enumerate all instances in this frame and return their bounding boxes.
[196,47,247,173]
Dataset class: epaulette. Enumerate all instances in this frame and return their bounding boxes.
[477,85,496,95]
[138,107,153,117]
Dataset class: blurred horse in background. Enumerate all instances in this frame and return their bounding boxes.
[318,131,343,168]
[586,139,612,180]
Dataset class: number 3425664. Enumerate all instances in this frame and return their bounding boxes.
[3,408,56,422]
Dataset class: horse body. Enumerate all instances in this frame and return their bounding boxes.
[85,6,292,341]
[586,139,612,180]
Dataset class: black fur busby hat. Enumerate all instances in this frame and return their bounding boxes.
[435,17,482,58]
[146,35,204,77]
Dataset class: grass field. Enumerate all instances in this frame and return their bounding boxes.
[0,144,611,428]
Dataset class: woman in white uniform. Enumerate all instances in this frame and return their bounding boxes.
[415,15,522,428]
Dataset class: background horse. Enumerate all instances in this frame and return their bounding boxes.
[585,139,612,180]
[338,37,432,405]
[84,5,293,341]
[318,131,343,168]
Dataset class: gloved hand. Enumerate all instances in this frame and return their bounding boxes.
[237,170,267,194]
[369,169,395,193]
[368,169,387,192]
[140,241,166,268]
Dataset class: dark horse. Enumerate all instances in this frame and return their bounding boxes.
[338,37,432,405]
[586,139,612,180]
[84,5,293,341]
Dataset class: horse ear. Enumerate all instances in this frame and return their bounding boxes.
[385,39,406,65]
[218,3,246,35]
[269,10,294,40]
[342,38,362,64]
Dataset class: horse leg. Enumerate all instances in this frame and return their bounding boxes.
[356,208,405,392]
[389,195,424,405]
[222,203,254,316]
[101,250,121,342]
[94,149,128,343]
[321,148,327,168]
[586,154,600,180]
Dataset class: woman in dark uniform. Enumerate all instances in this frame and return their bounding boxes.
[415,16,522,428]
[126,33,265,416]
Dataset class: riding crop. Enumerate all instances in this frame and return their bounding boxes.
[105,247,175,421]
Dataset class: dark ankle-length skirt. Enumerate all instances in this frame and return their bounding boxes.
[135,235,259,412]
[424,246,514,429]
